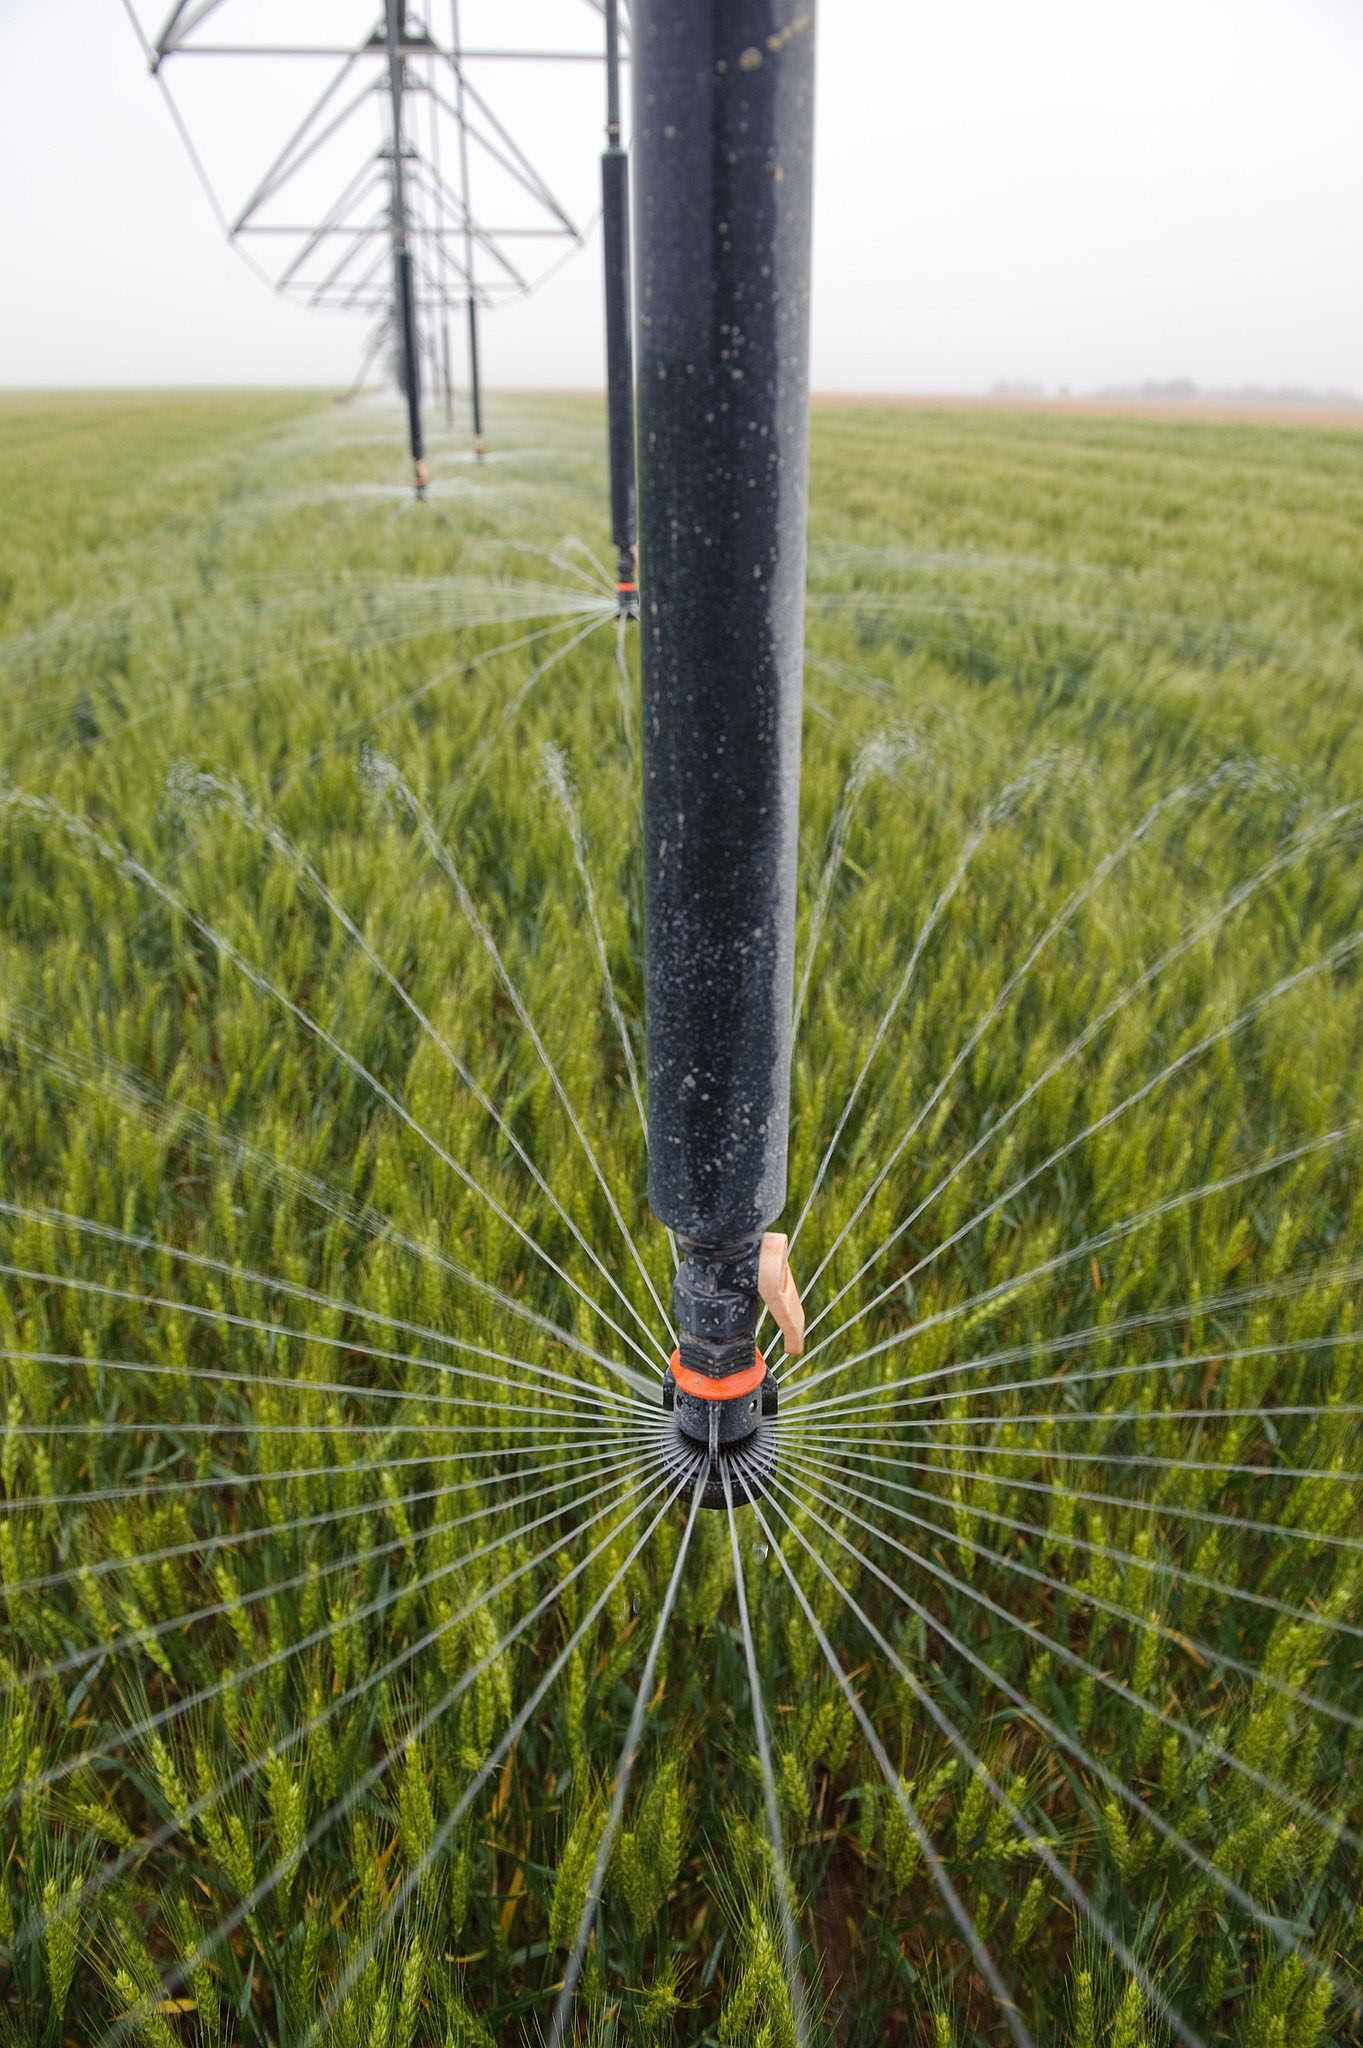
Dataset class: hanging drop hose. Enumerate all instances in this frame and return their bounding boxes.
[602,0,639,615]
[383,0,426,499]
[634,0,816,1506]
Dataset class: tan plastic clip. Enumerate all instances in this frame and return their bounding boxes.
[758,1231,805,1357]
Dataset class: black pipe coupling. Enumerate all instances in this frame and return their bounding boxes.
[674,1234,762,1381]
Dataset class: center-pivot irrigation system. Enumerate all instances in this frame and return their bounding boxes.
[132,0,817,1509]
[130,0,624,496]
[13,12,1363,2041]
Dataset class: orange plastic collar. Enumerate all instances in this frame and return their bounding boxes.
[669,1347,767,1403]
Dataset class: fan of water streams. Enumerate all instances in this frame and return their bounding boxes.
[1,393,1361,2046]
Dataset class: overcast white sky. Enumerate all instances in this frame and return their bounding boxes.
[2,0,1361,395]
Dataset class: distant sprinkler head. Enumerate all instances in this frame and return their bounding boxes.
[474,435,486,463]
[413,460,428,501]
[616,546,639,620]
[660,1231,802,1508]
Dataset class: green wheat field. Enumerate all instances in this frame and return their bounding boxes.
[1,390,1361,2046]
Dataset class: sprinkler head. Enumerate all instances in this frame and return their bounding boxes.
[616,546,639,620]
[660,1232,801,1509]
[661,1345,778,1509]
[413,460,428,501]
[474,435,486,463]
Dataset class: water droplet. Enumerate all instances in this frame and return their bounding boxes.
[754,1542,769,1562]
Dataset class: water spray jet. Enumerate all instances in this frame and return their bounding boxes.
[633,0,816,1507]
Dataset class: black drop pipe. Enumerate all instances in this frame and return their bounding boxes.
[383,0,425,496]
[467,294,484,460]
[601,0,637,612]
[634,1,816,1489]
[441,313,454,428]
[450,0,484,460]
[395,246,424,491]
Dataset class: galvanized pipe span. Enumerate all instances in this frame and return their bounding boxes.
[633,1,816,1499]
